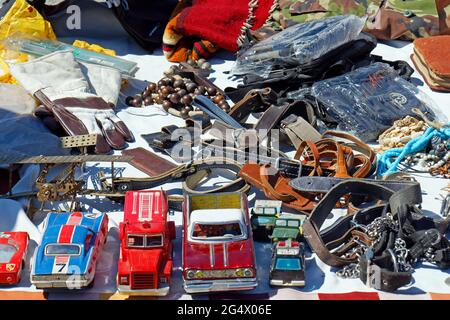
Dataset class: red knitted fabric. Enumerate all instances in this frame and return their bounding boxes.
[176,0,274,52]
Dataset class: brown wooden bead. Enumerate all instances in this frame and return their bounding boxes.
[144,97,153,106]
[132,98,142,108]
[206,87,217,96]
[157,79,167,87]
[213,94,224,104]
[180,108,190,119]
[178,89,188,97]
[161,86,172,96]
[146,82,157,92]
[162,100,173,111]
[163,77,173,86]
[173,79,185,89]
[170,93,181,104]
[220,101,230,111]
[142,90,152,98]
[154,95,163,104]
[196,86,206,95]
[181,94,193,105]
[186,82,197,93]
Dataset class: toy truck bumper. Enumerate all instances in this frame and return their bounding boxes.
[117,284,170,296]
[183,277,257,293]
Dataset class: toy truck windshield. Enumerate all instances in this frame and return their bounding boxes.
[189,208,247,241]
[275,219,300,228]
[127,234,163,248]
[253,207,277,215]
[191,222,243,239]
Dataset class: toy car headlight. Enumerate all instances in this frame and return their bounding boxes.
[119,275,129,285]
[235,268,244,277]
[195,270,205,279]
[244,268,253,277]
[186,270,196,279]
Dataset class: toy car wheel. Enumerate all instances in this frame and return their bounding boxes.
[86,278,95,289]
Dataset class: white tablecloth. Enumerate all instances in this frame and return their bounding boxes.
[1,3,450,299]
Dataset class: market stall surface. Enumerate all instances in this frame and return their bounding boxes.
[1,31,450,300]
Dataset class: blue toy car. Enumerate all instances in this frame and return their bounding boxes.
[31,211,109,289]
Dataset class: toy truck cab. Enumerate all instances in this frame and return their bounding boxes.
[117,190,175,296]
[269,239,305,287]
[250,200,282,241]
[182,192,257,293]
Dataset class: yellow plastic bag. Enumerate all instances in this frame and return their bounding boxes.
[72,40,117,57]
[0,0,56,84]
[0,0,56,41]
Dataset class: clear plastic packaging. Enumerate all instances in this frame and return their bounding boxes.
[310,62,446,142]
[3,36,138,78]
[231,15,366,78]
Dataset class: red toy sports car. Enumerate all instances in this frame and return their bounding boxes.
[0,231,29,285]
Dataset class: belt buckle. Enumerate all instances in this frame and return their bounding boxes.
[231,128,248,149]
[366,263,383,290]
[275,157,302,178]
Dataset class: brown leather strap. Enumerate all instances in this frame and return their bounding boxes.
[228,88,277,122]
[239,132,375,213]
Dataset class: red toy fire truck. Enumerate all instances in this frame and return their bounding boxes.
[117,190,175,295]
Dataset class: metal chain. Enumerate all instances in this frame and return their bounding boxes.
[336,264,361,279]
[338,213,399,278]
[365,212,398,242]
[394,238,412,272]
[422,247,436,263]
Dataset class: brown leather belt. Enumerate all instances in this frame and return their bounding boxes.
[239,131,376,213]
[303,179,450,292]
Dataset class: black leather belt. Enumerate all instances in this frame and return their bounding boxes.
[289,176,421,194]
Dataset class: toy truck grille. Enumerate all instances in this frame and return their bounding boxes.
[132,273,156,289]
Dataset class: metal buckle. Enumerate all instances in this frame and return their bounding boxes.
[440,193,450,217]
[231,128,248,149]
[275,157,302,178]
[366,263,383,290]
